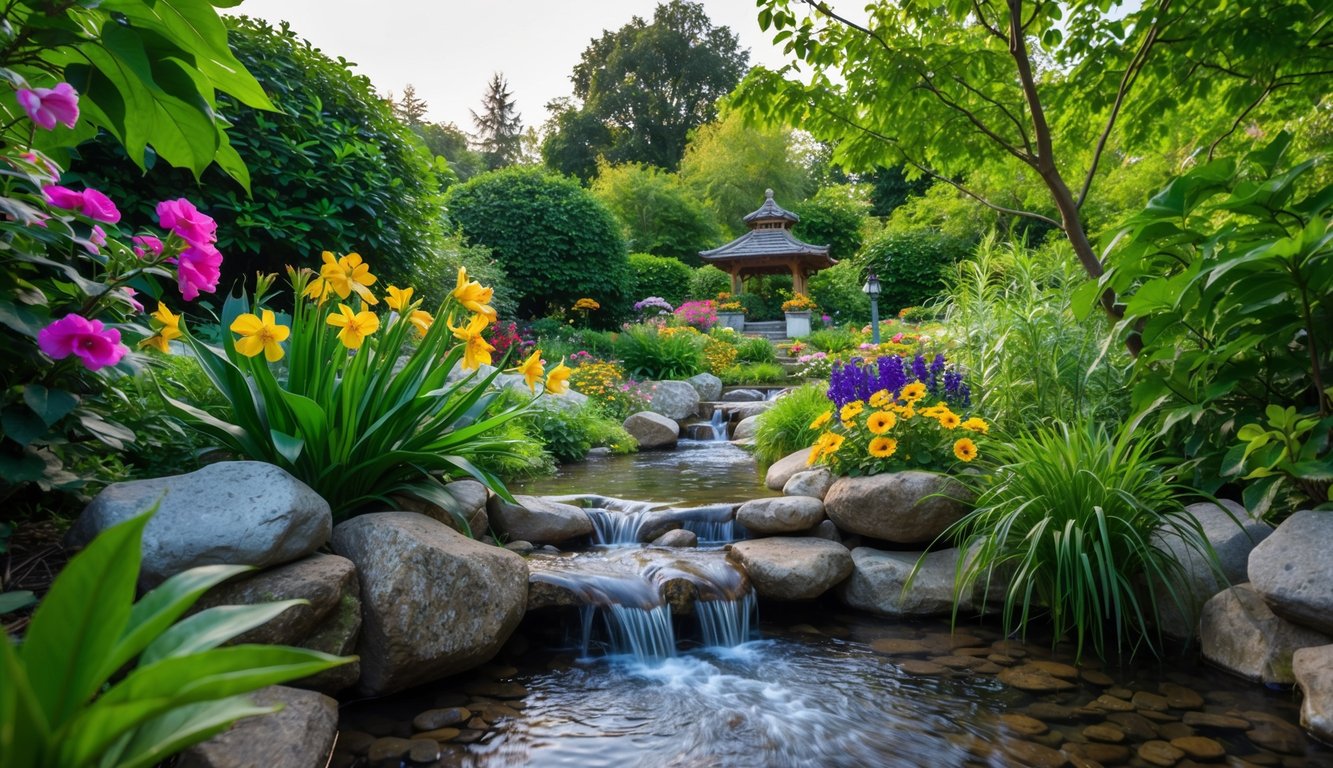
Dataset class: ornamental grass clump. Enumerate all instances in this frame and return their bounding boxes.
[939,419,1218,661]
[165,258,570,526]
[616,323,706,380]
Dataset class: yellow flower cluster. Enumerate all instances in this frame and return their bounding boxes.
[807,385,988,473]
[660,325,700,338]
[573,297,601,311]
[703,337,738,374]
[781,292,819,313]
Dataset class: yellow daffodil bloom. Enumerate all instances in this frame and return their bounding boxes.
[868,389,891,408]
[139,333,174,353]
[866,410,897,435]
[303,251,341,303]
[385,285,414,312]
[230,308,291,362]
[448,312,490,342]
[869,436,897,458]
[809,411,833,430]
[409,309,434,336]
[463,333,495,371]
[141,303,182,353]
[954,437,978,462]
[962,417,990,434]
[336,252,378,305]
[545,362,573,394]
[152,303,180,331]
[513,349,545,392]
[453,266,497,323]
[326,303,380,349]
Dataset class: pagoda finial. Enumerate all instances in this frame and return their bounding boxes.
[765,188,774,199]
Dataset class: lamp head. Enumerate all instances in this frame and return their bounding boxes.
[862,272,881,298]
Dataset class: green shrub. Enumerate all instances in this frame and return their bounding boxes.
[1,509,351,768]
[860,229,970,313]
[446,166,629,320]
[526,403,638,463]
[616,325,706,380]
[469,412,555,481]
[938,419,1217,661]
[627,252,694,307]
[720,362,787,385]
[809,260,871,325]
[791,184,871,262]
[71,16,446,294]
[735,336,777,364]
[689,265,732,300]
[753,383,830,465]
[807,327,859,353]
[409,231,519,322]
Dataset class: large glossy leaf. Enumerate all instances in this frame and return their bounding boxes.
[140,600,309,665]
[0,633,47,768]
[20,510,148,729]
[101,697,278,768]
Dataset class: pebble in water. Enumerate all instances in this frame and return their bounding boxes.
[998,664,1080,692]
[1082,724,1126,743]
[1171,735,1225,760]
[1139,739,1186,766]
[412,707,470,731]
[1181,711,1251,731]
[1000,713,1049,736]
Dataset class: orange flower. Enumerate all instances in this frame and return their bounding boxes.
[866,410,897,435]
[953,438,978,462]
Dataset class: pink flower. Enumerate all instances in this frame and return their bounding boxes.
[37,314,128,371]
[132,235,165,259]
[42,185,121,224]
[84,225,107,255]
[121,287,144,313]
[891,333,904,343]
[156,198,217,245]
[16,83,79,131]
[175,242,223,301]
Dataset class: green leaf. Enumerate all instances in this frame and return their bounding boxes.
[0,591,36,614]
[2,406,49,448]
[103,697,278,768]
[23,385,78,427]
[269,429,304,465]
[21,510,150,729]
[140,601,309,665]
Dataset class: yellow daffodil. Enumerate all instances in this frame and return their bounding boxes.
[326,303,380,349]
[303,251,341,303]
[140,303,182,354]
[900,382,927,403]
[962,417,990,434]
[152,303,180,331]
[545,361,572,394]
[230,308,291,362]
[463,333,495,371]
[337,252,378,305]
[513,349,545,392]
[408,309,434,336]
[840,400,865,422]
[385,285,414,312]
[954,437,978,462]
[453,266,497,323]
[809,411,833,430]
[448,312,490,342]
[937,410,961,429]
[869,436,897,458]
[866,410,897,435]
[868,389,891,408]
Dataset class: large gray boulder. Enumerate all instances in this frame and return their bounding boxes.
[1153,500,1272,639]
[622,411,679,451]
[177,686,338,768]
[1249,510,1333,636]
[723,388,764,402]
[69,461,330,589]
[332,512,528,696]
[727,537,852,600]
[392,479,491,538]
[191,553,361,693]
[1294,644,1333,744]
[685,372,723,402]
[783,468,835,500]
[1199,584,1330,685]
[648,380,701,420]
[823,472,970,544]
[765,448,814,491]
[731,414,761,442]
[486,494,593,547]
[736,496,824,535]
[838,547,959,618]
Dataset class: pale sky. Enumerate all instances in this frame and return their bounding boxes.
[231,1,796,132]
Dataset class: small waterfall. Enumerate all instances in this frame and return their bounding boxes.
[585,500,743,546]
[605,604,677,659]
[696,591,758,648]
[682,518,741,545]
[587,508,653,545]
[708,410,729,441]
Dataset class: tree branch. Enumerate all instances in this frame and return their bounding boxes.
[949,74,1034,155]
[971,0,1008,41]
[1077,0,1172,208]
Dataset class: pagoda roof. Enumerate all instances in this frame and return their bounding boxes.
[698,227,834,266]
[743,188,800,224]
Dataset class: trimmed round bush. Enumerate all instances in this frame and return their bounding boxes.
[628,253,693,307]
[688,264,732,300]
[446,167,629,320]
[859,230,970,313]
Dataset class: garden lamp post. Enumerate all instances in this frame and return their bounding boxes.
[863,272,882,344]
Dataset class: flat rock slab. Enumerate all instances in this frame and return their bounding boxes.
[727,537,852,600]
[765,448,813,491]
[486,494,592,547]
[178,685,338,768]
[823,471,971,544]
[1249,510,1333,636]
[333,512,528,697]
[69,461,331,589]
[623,411,680,451]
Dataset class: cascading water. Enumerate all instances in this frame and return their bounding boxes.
[708,409,729,441]
[696,592,757,648]
[575,497,746,547]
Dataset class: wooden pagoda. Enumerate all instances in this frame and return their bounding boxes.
[698,189,835,295]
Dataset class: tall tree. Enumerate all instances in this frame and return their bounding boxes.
[544,0,750,177]
[735,1,1333,350]
[471,73,523,170]
[395,84,429,126]
[591,159,721,264]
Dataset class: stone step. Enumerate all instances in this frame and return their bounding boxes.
[743,321,785,331]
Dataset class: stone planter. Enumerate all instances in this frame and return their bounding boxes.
[785,311,811,339]
[717,311,746,332]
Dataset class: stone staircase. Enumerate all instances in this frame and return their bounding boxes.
[742,320,786,341]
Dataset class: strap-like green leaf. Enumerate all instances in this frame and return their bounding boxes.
[140,601,309,665]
